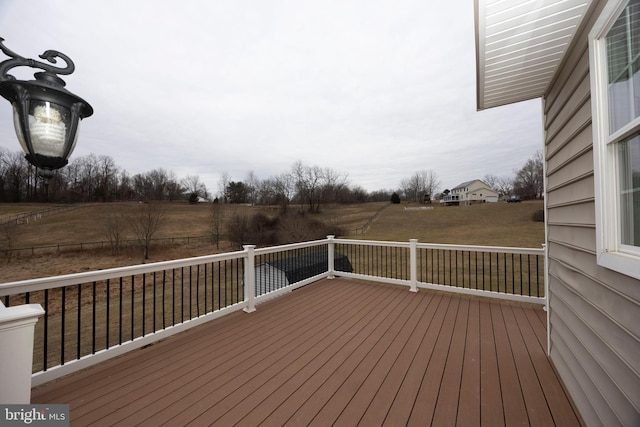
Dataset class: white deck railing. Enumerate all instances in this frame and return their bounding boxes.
[0,236,545,389]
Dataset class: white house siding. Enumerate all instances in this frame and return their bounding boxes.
[545,1,640,425]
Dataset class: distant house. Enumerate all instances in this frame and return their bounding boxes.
[475,0,640,424]
[255,252,353,295]
[440,179,498,206]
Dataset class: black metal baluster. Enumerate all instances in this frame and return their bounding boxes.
[162,270,166,329]
[481,252,485,291]
[448,250,452,286]
[43,289,48,371]
[489,253,493,291]
[430,248,434,283]
[119,277,123,345]
[92,281,96,354]
[224,259,234,307]
[77,283,82,360]
[106,279,110,349]
[60,287,65,365]
[153,272,157,333]
[204,264,208,314]
[130,276,134,341]
[518,254,523,295]
[196,264,200,317]
[536,254,540,297]
[142,274,146,336]
[237,258,241,303]
[474,252,478,290]
[188,266,193,320]
[513,253,517,294]
[172,269,176,326]
[180,267,185,323]
[217,262,221,310]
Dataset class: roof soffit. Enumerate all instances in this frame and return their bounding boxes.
[475,0,592,110]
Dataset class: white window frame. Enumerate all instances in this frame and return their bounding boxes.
[590,0,640,280]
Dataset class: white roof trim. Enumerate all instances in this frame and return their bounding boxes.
[475,0,592,110]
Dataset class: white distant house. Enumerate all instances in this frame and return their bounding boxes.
[440,179,498,205]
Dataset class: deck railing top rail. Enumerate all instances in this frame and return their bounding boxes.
[0,249,248,296]
[337,238,544,255]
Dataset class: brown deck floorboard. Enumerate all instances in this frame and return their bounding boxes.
[31,278,583,426]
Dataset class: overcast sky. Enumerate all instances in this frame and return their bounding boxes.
[0,0,543,194]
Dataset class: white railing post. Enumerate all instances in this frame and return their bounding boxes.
[243,245,257,313]
[0,301,44,403]
[409,239,418,292]
[327,235,335,279]
[543,242,550,355]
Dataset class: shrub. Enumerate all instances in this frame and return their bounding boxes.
[188,193,199,204]
[391,192,401,204]
[532,209,544,222]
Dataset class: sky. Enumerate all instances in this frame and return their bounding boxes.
[0,0,543,195]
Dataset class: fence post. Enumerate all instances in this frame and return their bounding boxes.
[410,239,418,292]
[243,245,257,313]
[327,235,335,279]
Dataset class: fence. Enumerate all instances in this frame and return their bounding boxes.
[0,204,81,226]
[2,235,215,257]
[0,236,545,387]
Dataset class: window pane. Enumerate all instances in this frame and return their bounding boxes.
[607,0,640,133]
[619,134,640,247]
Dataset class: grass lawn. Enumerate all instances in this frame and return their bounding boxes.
[359,201,544,248]
[0,200,544,282]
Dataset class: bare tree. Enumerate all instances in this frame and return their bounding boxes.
[245,171,259,206]
[273,172,295,213]
[209,200,225,249]
[513,151,543,199]
[101,206,127,255]
[218,171,230,202]
[420,169,441,202]
[321,167,348,205]
[292,161,325,213]
[496,176,514,198]
[399,169,441,202]
[129,203,165,261]
[0,220,18,262]
[95,155,119,202]
[182,174,207,202]
[226,209,249,249]
[483,174,498,190]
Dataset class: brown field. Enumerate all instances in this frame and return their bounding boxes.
[0,200,544,283]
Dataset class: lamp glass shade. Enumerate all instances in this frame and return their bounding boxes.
[13,100,73,159]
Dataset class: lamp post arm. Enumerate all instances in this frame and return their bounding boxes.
[0,37,75,83]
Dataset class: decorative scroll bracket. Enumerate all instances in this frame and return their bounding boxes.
[0,37,75,85]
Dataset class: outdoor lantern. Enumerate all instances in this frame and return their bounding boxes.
[0,37,93,180]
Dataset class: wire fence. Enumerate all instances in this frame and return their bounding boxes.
[2,235,219,257]
[0,204,82,226]
[1,203,390,257]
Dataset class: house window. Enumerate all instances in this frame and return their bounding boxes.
[590,0,640,279]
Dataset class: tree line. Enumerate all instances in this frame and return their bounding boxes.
[0,148,393,207]
[0,146,543,206]
[482,151,544,200]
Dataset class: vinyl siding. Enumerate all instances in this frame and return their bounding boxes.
[544,1,640,426]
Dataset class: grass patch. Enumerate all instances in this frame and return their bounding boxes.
[357,201,545,248]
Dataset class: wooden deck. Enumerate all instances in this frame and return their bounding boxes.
[31,278,583,426]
